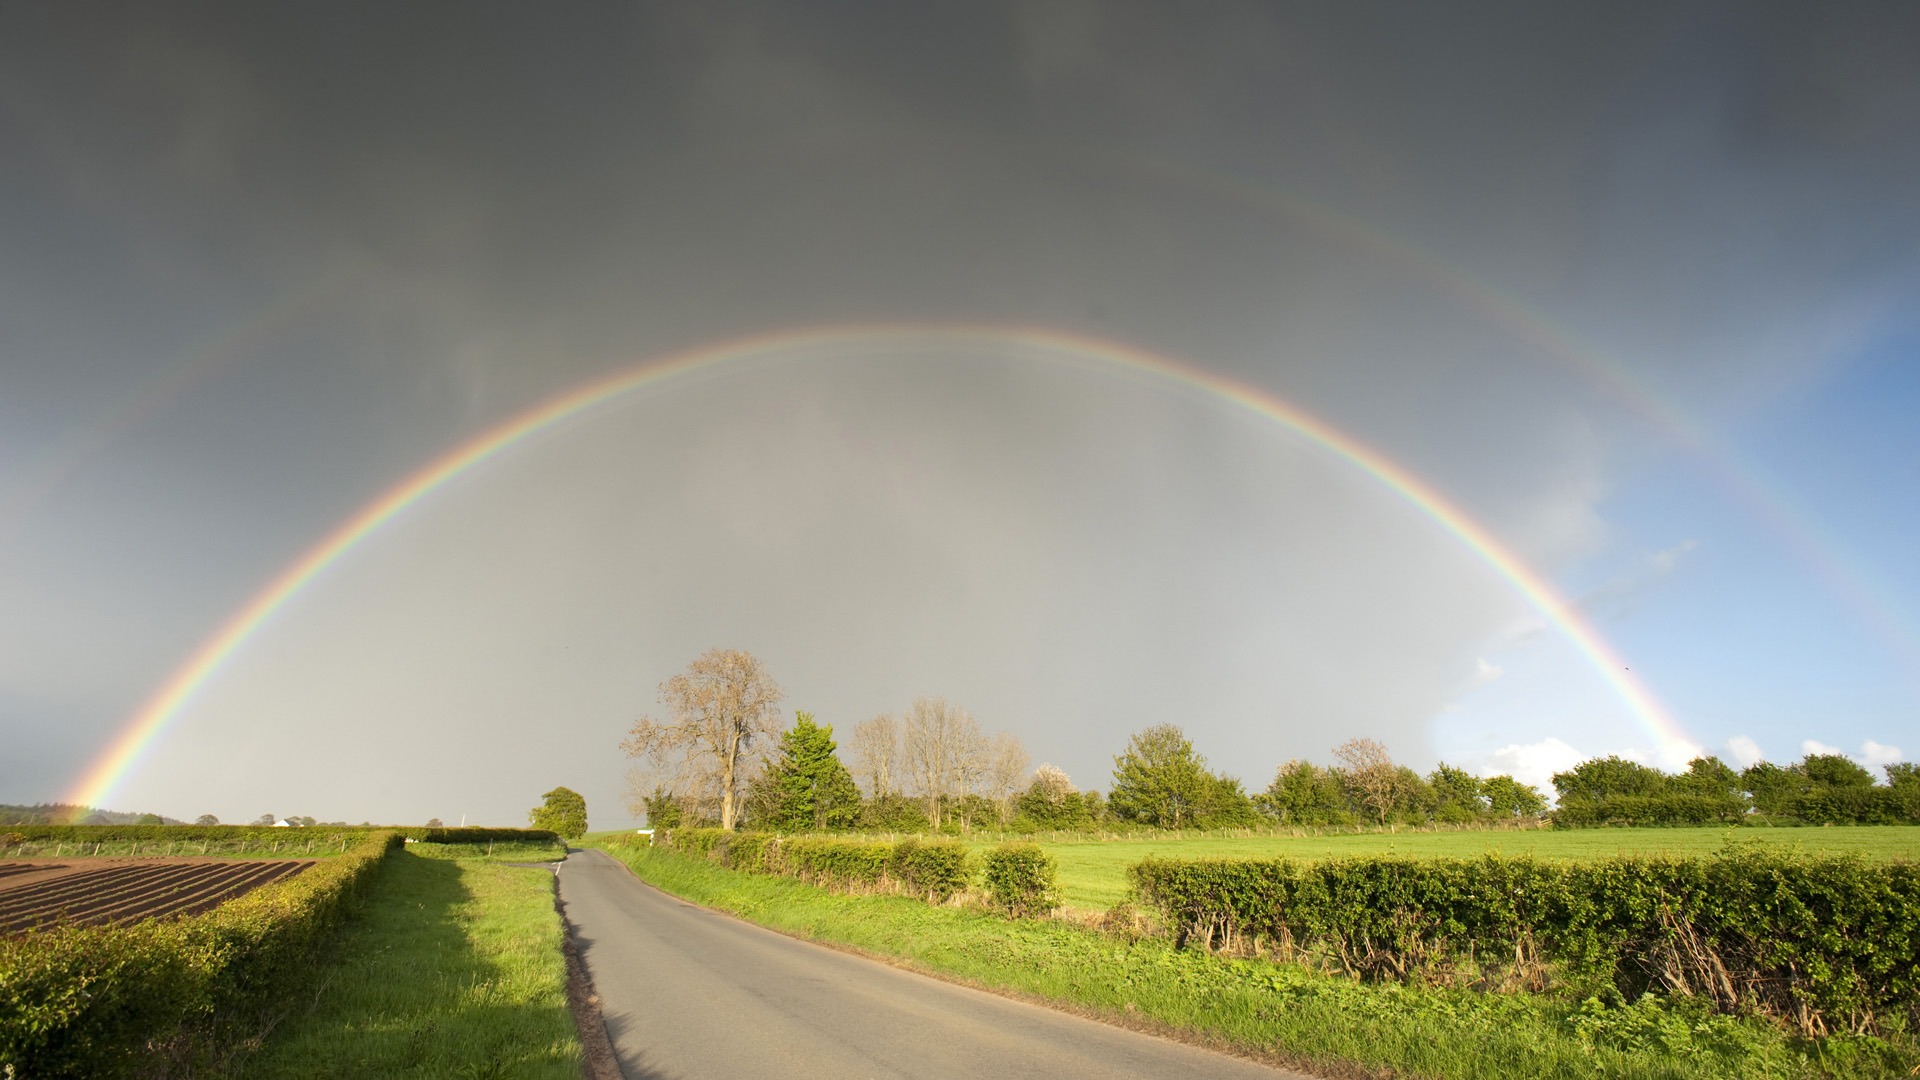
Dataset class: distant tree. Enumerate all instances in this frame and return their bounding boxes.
[640,787,683,829]
[902,697,986,830]
[1741,760,1804,816]
[1481,774,1547,818]
[1081,789,1106,823]
[1108,724,1210,828]
[1016,765,1093,829]
[1258,760,1353,825]
[194,814,220,826]
[529,787,588,838]
[848,714,901,799]
[1799,753,1875,789]
[135,813,165,825]
[752,712,863,832]
[624,648,785,831]
[291,815,317,827]
[1197,772,1262,826]
[425,817,444,828]
[1427,763,1486,823]
[985,733,1030,824]
[859,793,929,832]
[1552,756,1668,804]
[252,813,275,826]
[1332,738,1402,825]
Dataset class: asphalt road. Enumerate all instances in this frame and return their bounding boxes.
[557,848,1311,1080]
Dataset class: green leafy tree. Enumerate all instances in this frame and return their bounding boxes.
[1742,760,1805,816]
[1482,774,1547,818]
[529,786,588,838]
[1427,763,1485,823]
[1015,765,1094,829]
[1552,756,1668,804]
[1888,763,1919,790]
[1108,724,1210,828]
[136,813,165,825]
[1258,760,1353,825]
[194,814,219,826]
[754,712,863,832]
[425,817,444,828]
[252,813,275,826]
[859,793,930,832]
[641,787,683,829]
[1799,753,1875,789]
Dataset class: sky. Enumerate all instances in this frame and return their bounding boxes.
[2,2,1916,828]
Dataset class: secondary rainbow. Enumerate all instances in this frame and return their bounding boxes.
[65,324,1698,809]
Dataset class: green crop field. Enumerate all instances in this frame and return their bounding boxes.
[1023,825,1920,909]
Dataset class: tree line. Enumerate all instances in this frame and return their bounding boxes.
[1552,753,1919,826]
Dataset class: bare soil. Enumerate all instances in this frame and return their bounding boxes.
[0,857,313,935]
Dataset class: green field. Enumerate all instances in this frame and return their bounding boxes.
[230,849,581,1079]
[1022,825,1920,909]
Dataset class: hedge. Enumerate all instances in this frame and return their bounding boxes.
[651,828,975,903]
[1128,849,1920,1036]
[981,843,1059,917]
[0,831,403,1078]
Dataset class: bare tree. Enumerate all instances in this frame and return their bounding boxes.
[623,648,784,831]
[848,714,901,799]
[902,696,985,829]
[1333,737,1398,824]
[985,732,1030,821]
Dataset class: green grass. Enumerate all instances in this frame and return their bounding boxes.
[593,840,1916,1080]
[1018,826,1920,909]
[229,849,581,1079]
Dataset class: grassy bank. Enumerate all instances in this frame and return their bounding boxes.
[1018,825,1920,908]
[230,849,580,1079]
[594,840,1915,1080]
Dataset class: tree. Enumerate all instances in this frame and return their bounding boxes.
[1482,774,1547,818]
[1015,764,1093,829]
[1799,753,1875,790]
[985,732,1030,823]
[529,786,588,838]
[1258,760,1353,825]
[252,813,275,826]
[1888,763,1919,790]
[136,813,165,825]
[639,786,683,829]
[1332,738,1401,825]
[1108,724,1210,828]
[624,648,785,831]
[902,696,985,829]
[194,814,219,826]
[848,714,900,799]
[1427,763,1486,823]
[752,712,863,831]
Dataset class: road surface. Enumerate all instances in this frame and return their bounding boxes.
[558,848,1310,1080]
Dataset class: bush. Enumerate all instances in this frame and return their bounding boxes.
[889,837,973,902]
[981,843,1059,918]
[0,831,402,1078]
[1128,848,1920,1036]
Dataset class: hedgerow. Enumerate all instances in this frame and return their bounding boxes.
[0,830,402,1078]
[649,828,975,904]
[1128,847,1920,1036]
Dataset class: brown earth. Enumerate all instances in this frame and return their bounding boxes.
[0,857,313,935]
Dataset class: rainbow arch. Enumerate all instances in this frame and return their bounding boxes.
[64,324,1698,809]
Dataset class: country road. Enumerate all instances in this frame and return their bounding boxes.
[557,849,1311,1080]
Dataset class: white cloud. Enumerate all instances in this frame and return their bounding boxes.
[1802,739,1844,757]
[1473,658,1503,685]
[1476,737,1587,796]
[1725,735,1763,769]
[1859,740,1905,768]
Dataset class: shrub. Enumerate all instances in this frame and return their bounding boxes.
[981,843,1059,918]
[889,837,973,902]
[0,831,402,1078]
[1128,848,1920,1036]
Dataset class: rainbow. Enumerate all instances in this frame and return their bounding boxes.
[64,324,1699,808]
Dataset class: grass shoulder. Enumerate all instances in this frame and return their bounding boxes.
[229,849,580,1079]
[592,839,1913,1080]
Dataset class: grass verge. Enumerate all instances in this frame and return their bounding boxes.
[230,850,581,1079]
[594,841,1917,1080]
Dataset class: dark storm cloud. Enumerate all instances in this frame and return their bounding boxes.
[4,2,1918,821]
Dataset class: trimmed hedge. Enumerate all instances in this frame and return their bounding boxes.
[405,826,561,845]
[1129,849,1920,1036]
[981,843,1059,917]
[652,828,975,904]
[0,831,403,1078]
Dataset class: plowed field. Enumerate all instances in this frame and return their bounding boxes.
[0,858,313,935]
